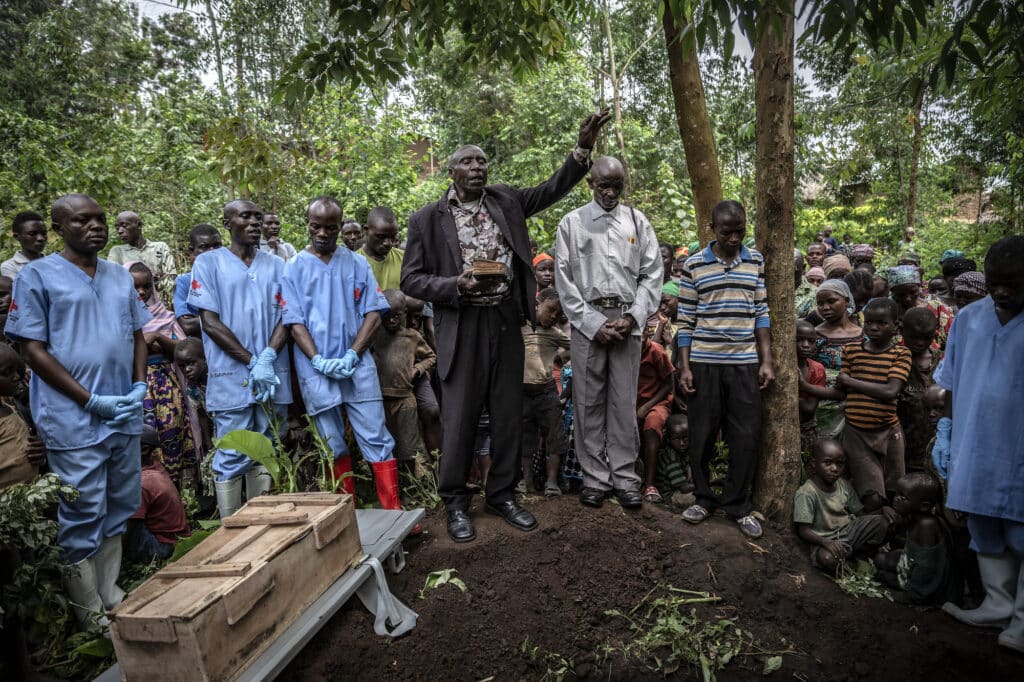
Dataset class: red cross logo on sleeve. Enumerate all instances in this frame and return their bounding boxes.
[274,292,286,308]
[191,279,201,290]
[354,287,362,303]
[8,301,16,312]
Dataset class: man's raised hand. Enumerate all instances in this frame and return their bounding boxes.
[577,108,612,150]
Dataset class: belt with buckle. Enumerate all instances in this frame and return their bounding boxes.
[590,296,631,309]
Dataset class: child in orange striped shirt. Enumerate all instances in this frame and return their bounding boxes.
[819,298,911,520]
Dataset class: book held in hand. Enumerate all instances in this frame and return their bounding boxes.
[472,259,508,280]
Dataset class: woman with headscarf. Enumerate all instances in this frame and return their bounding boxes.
[888,265,954,350]
[953,271,988,310]
[940,257,977,312]
[808,279,863,439]
[126,261,199,487]
[822,254,852,280]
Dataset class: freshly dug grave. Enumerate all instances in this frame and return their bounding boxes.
[281,496,1024,681]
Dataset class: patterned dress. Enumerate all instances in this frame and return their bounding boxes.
[144,356,198,485]
[814,330,864,440]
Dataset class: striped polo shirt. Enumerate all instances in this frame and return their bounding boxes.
[676,243,770,365]
[841,341,912,429]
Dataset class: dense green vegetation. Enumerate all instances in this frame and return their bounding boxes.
[1,0,1019,272]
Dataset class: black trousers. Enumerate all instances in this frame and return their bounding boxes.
[687,363,761,518]
[438,302,524,510]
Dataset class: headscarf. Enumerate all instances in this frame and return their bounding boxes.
[822,254,852,279]
[805,266,825,281]
[887,265,921,288]
[953,271,987,297]
[532,252,553,268]
[676,246,690,258]
[816,279,856,316]
[661,281,680,297]
[850,244,874,260]
[688,241,700,254]
[941,249,965,263]
[897,250,921,265]
[124,261,185,339]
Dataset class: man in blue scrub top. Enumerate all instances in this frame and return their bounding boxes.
[281,196,402,511]
[189,200,292,518]
[5,194,150,629]
[935,236,1024,653]
[173,223,222,337]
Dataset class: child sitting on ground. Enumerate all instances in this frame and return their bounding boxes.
[796,319,826,456]
[658,413,694,501]
[794,439,890,573]
[0,345,45,489]
[897,307,941,471]
[819,298,910,516]
[371,290,436,481]
[874,472,961,605]
[126,426,190,563]
[637,336,675,502]
[520,287,571,496]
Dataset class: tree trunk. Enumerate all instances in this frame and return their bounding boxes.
[602,3,632,194]
[204,0,227,99]
[752,2,800,523]
[905,85,925,230]
[661,1,722,245]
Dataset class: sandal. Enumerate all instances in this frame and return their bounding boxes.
[642,486,662,503]
[544,481,562,497]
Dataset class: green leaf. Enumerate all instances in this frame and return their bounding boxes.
[170,528,214,561]
[214,430,280,483]
[73,635,115,658]
[762,655,783,675]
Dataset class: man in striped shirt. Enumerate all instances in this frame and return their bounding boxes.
[676,200,774,539]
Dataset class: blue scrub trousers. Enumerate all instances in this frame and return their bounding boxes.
[314,401,394,463]
[47,433,141,564]
[212,403,287,481]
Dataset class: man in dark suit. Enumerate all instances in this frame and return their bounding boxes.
[401,109,610,542]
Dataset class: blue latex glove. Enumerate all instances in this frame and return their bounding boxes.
[124,381,148,405]
[311,354,329,374]
[249,347,280,402]
[336,349,360,379]
[931,417,952,479]
[84,394,122,420]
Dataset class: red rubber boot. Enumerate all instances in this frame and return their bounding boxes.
[370,459,401,510]
[332,455,356,498]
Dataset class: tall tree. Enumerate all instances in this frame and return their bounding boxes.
[662,0,722,244]
[751,1,799,521]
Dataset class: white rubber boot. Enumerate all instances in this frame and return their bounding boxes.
[64,557,107,630]
[94,536,125,610]
[998,562,1024,653]
[215,476,243,519]
[942,553,1018,628]
[244,464,272,501]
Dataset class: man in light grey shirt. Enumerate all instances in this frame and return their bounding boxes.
[554,156,662,509]
[258,212,297,261]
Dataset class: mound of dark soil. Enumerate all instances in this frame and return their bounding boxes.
[281,496,1024,681]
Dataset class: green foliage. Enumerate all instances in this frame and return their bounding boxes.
[417,568,467,600]
[601,585,790,681]
[834,559,892,601]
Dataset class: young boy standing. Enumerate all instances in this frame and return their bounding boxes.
[520,287,571,496]
[1,211,48,279]
[794,440,889,573]
[173,223,222,338]
[5,194,151,627]
[832,298,910,515]
[371,289,436,474]
[189,200,292,518]
[934,236,1024,653]
[676,200,774,539]
[796,319,826,454]
[897,307,941,471]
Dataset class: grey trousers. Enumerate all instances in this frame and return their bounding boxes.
[569,310,642,492]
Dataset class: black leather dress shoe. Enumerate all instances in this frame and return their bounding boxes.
[579,487,605,508]
[446,510,476,543]
[615,489,643,509]
[485,500,538,532]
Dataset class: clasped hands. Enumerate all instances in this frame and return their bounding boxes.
[84,381,148,427]
[593,315,635,345]
[311,350,360,381]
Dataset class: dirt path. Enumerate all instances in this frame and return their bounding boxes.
[281,496,1024,681]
